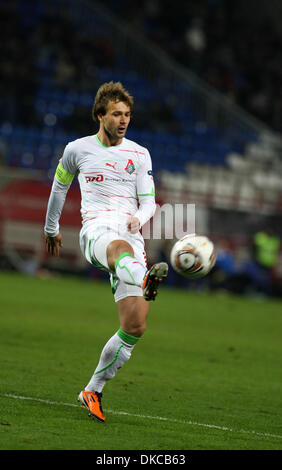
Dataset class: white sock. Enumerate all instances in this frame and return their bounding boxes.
[115,252,146,287]
[85,329,139,393]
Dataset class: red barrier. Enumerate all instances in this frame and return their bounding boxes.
[0,180,81,226]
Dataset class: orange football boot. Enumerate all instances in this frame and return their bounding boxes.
[78,390,105,422]
[142,262,168,301]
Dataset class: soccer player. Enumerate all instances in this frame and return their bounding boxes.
[44,81,168,422]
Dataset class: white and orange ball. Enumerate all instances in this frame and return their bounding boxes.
[170,234,216,279]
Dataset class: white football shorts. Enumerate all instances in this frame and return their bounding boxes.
[79,219,147,302]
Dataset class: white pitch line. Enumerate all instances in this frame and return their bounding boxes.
[3,393,282,442]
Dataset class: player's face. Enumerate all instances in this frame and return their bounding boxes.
[101,100,131,143]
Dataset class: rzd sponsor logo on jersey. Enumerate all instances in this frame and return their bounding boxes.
[85,174,104,183]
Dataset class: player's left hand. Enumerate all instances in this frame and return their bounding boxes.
[126,216,140,234]
[45,232,63,257]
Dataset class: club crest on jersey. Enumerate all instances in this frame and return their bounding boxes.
[125,159,135,175]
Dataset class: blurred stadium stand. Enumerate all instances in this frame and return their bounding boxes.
[0,0,281,291]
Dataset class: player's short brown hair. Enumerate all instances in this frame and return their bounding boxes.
[92,81,134,122]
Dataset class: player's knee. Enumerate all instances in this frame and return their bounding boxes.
[138,323,147,337]
[126,322,146,338]
[122,308,147,338]
[107,239,134,270]
[118,297,149,338]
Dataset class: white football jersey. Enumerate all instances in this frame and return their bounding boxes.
[44,134,156,236]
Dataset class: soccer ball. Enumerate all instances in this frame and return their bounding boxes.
[170,234,216,279]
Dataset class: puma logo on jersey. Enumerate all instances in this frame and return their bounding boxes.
[85,175,104,183]
[106,162,117,170]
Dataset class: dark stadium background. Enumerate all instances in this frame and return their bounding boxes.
[0,0,282,297]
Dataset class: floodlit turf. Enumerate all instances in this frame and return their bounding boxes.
[0,269,282,450]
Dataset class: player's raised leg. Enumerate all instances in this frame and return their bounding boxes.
[107,239,146,287]
[107,239,169,301]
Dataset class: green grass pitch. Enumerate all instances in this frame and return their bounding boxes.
[0,269,282,450]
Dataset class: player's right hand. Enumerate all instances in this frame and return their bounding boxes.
[126,216,140,234]
[45,233,63,257]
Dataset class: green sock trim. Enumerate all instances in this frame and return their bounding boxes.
[117,328,140,345]
[114,252,134,271]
